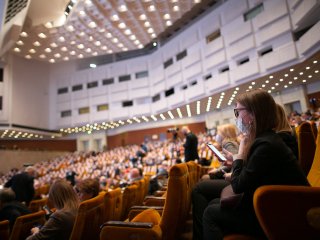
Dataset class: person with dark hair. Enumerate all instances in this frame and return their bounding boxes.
[181,126,199,162]
[4,166,36,206]
[27,179,79,240]
[0,188,31,230]
[66,169,77,186]
[75,178,100,202]
[201,89,309,239]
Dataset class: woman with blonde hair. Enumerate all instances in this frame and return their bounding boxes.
[27,179,79,240]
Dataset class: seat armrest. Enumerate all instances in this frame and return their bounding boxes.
[128,206,164,220]
[143,196,165,206]
[101,221,153,229]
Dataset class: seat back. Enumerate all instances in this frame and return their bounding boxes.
[160,163,189,240]
[310,121,318,141]
[103,188,123,221]
[308,125,320,187]
[69,192,105,240]
[120,184,138,220]
[296,122,316,175]
[0,220,9,240]
[10,210,45,240]
[28,198,48,212]
[254,185,320,239]
[133,178,146,205]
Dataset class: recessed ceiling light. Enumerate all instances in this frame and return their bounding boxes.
[147,28,154,33]
[293,77,297,80]
[39,54,46,58]
[112,38,118,43]
[284,74,288,77]
[130,35,136,40]
[166,20,172,26]
[92,52,98,56]
[33,41,41,46]
[44,48,52,53]
[20,32,28,37]
[61,46,67,51]
[45,22,53,28]
[139,14,147,20]
[50,42,58,48]
[151,33,156,38]
[302,79,306,83]
[271,87,275,90]
[54,53,61,58]
[163,14,171,20]
[38,33,47,38]
[63,56,69,60]
[124,29,132,35]
[118,43,124,48]
[275,83,279,86]
[265,80,269,83]
[313,60,318,64]
[173,5,179,11]
[59,36,65,42]
[299,72,303,75]
[111,14,119,21]
[13,47,20,52]
[77,44,84,49]
[70,51,76,55]
[17,40,24,45]
[86,48,92,53]
[138,44,144,49]
[315,70,319,73]
[29,49,36,54]
[88,21,97,28]
[78,54,83,58]
[306,66,310,70]
[308,75,312,78]
[79,32,85,37]
[101,46,107,50]
[49,59,55,63]
[118,4,127,12]
[79,10,85,16]
[118,22,126,29]
[279,78,283,82]
[289,81,292,84]
[67,25,74,31]
[290,68,294,72]
[89,63,96,68]
[148,5,156,11]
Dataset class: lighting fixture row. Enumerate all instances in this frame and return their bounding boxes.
[0,130,58,139]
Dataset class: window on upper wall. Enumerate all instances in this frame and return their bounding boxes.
[258,46,273,56]
[135,71,149,79]
[119,74,131,82]
[57,87,68,94]
[206,30,221,44]
[72,84,83,91]
[165,88,174,97]
[97,104,109,111]
[61,110,72,118]
[87,81,98,89]
[244,3,264,21]
[164,58,173,69]
[79,107,90,115]
[152,94,160,102]
[190,80,197,86]
[122,100,133,107]
[181,84,188,90]
[102,78,114,85]
[176,49,187,61]
[0,96,2,110]
[219,66,229,73]
[0,68,3,82]
[237,57,250,65]
[204,74,212,80]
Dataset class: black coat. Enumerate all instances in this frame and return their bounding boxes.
[184,132,199,161]
[0,201,31,230]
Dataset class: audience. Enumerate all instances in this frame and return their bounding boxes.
[26,179,79,240]
[0,188,31,230]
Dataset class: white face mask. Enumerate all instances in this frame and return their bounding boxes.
[215,134,223,145]
[235,117,250,134]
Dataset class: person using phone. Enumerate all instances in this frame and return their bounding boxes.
[201,89,309,240]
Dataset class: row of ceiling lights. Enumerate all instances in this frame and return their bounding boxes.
[59,60,319,135]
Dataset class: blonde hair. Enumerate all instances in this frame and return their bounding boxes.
[275,103,292,132]
[49,179,79,214]
[217,124,238,143]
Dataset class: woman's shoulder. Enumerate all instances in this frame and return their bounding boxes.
[51,209,77,221]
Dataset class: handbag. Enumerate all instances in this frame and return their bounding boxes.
[220,184,243,209]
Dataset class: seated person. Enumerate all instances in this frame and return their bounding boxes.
[75,178,100,202]
[27,179,79,240]
[0,188,31,230]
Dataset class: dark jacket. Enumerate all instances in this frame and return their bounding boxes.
[231,130,309,211]
[0,201,31,230]
[184,132,199,161]
[26,210,77,240]
[4,172,35,205]
[277,130,299,160]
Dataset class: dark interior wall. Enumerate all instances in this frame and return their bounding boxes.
[307,91,320,110]
[107,122,206,149]
[0,140,77,151]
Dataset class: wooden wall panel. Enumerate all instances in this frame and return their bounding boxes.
[0,140,77,151]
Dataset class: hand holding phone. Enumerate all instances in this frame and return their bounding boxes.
[206,143,227,161]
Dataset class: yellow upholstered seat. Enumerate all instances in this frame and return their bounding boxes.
[103,188,123,221]
[0,220,9,240]
[28,198,48,212]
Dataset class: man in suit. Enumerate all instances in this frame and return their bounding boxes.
[4,166,36,206]
[181,126,199,162]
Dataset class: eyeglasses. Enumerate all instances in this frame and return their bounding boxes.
[234,108,246,118]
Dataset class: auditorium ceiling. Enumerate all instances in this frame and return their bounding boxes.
[10,0,218,62]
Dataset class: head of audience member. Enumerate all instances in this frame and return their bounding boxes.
[99,176,107,190]
[25,166,36,178]
[75,178,100,202]
[215,124,238,147]
[0,188,15,209]
[275,103,292,132]
[129,168,142,182]
[235,89,277,143]
[49,179,79,213]
[181,126,191,136]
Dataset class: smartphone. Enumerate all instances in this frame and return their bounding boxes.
[206,143,227,161]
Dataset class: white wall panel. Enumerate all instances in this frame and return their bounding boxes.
[73,98,89,108]
[204,37,224,56]
[167,72,183,89]
[183,50,201,69]
[110,91,128,102]
[73,114,90,125]
[129,104,151,116]
[205,72,230,92]
[57,102,71,111]
[229,35,255,58]
[91,111,109,122]
[181,29,199,49]
[152,81,165,95]
[110,107,129,120]
[260,42,297,70]
[201,15,220,37]
[149,51,163,69]
[253,0,287,30]
[221,0,248,25]
[128,58,147,73]
[184,62,202,80]
[165,61,181,77]
[151,65,165,85]
[130,78,149,89]
[90,95,108,106]
[111,82,128,92]
[57,92,70,103]
[186,82,205,100]
[297,20,320,55]
[205,50,226,71]
[255,16,291,45]
[231,60,260,82]
[130,87,150,99]
[151,99,168,113]
[222,16,252,45]
[88,85,108,96]
[167,90,185,107]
